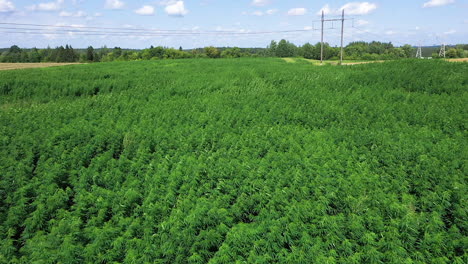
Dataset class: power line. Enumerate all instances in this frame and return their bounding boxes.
[0,26,343,38]
[0,22,329,35]
[0,27,315,36]
[2,19,409,46]
[1,29,340,38]
[0,31,208,37]
[0,22,215,32]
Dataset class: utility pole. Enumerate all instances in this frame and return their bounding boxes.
[439,43,446,58]
[320,10,324,65]
[340,9,345,65]
[319,11,351,64]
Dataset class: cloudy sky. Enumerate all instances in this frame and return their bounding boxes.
[0,0,466,49]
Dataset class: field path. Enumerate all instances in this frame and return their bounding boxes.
[342,60,385,65]
[294,58,385,65]
[0,63,81,71]
[281,58,297,63]
[446,58,468,62]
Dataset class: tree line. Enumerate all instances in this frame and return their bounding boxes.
[1,41,467,63]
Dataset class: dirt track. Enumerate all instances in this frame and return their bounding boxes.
[446,58,468,62]
[342,61,385,65]
[0,63,81,71]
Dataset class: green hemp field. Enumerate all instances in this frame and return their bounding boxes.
[0,58,466,263]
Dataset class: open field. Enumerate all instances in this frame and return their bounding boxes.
[0,58,467,263]
[0,63,81,71]
[1,58,464,72]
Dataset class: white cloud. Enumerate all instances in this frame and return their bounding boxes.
[340,2,377,15]
[385,30,397,35]
[244,9,277,16]
[59,11,72,16]
[423,0,455,8]
[135,5,155,15]
[317,4,332,15]
[252,11,264,16]
[251,0,270,6]
[317,2,377,16]
[0,0,15,13]
[59,10,87,17]
[105,0,125,10]
[165,1,188,16]
[304,26,313,30]
[29,0,64,11]
[444,29,456,34]
[288,8,307,16]
[266,9,278,15]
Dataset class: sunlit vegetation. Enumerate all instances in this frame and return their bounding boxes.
[2,42,466,63]
[0,58,467,263]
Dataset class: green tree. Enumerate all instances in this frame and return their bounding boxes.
[276,39,296,57]
[267,40,277,57]
[8,45,22,54]
[401,44,414,58]
[446,48,458,58]
[98,46,110,60]
[3,45,22,62]
[300,43,315,59]
[86,46,95,62]
[204,46,220,58]
[221,47,242,58]
[128,52,141,60]
[29,48,42,62]
[113,47,122,57]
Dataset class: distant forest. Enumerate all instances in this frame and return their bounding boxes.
[1,41,467,63]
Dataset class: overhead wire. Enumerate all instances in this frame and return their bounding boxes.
[0,30,321,37]
[0,22,342,37]
[1,22,315,35]
[3,19,399,45]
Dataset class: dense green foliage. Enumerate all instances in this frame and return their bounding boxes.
[0,59,467,263]
[266,41,468,60]
[2,42,466,63]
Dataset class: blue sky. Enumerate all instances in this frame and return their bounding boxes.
[0,0,466,48]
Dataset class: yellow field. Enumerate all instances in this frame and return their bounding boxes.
[446,58,468,62]
[0,63,81,71]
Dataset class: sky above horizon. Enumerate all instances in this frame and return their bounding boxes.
[0,0,467,49]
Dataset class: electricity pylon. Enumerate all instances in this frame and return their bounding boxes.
[416,44,422,58]
[439,43,446,58]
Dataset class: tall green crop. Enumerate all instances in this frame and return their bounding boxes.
[0,59,467,264]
